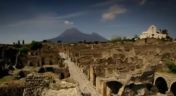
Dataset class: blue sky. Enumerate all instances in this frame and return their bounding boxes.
[0,0,176,44]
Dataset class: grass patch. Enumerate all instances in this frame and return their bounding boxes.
[163,59,176,74]
[0,76,14,84]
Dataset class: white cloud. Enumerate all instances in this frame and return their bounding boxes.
[64,20,74,25]
[56,11,87,20]
[102,5,127,21]
[92,0,115,7]
[92,0,124,8]
[139,0,147,5]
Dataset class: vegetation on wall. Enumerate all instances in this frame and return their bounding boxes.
[162,53,176,73]
[167,64,176,73]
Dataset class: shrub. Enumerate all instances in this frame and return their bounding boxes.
[109,37,122,43]
[167,64,176,73]
[19,47,29,55]
[163,58,176,73]
[30,41,42,50]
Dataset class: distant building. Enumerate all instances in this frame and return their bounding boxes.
[139,25,167,39]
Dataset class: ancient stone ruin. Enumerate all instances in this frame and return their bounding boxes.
[0,40,176,96]
[23,73,53,96]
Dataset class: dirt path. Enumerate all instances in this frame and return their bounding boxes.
[59,53,100,96]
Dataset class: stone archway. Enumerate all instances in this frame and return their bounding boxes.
[171,82,176,96]
[106,81,123,95]
[155,77,168,94]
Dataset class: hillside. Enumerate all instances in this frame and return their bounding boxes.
[49,28,107,43]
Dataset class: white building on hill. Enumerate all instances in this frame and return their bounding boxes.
[139,25,167,39]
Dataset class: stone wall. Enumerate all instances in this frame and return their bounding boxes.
[0,80,24,96]
[62,42,176,96]
[23,73,54,96]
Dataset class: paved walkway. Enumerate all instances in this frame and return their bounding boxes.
[59,53,100,96]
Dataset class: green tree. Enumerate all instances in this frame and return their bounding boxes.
[161,29,168,35]
[19,47,29,55]
[18,40,21,45]
[22,40,25,45]
[30,41,42,50]
[57,40,62,43]
[110,36,122,43]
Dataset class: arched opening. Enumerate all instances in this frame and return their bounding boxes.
[155,77,168,94]
[171,82,176,96]
[106,81,123,95]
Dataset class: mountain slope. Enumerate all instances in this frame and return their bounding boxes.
[49,28,107,43]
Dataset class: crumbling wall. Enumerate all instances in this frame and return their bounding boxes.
[23,74,54,96]
[0,81,24,96]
